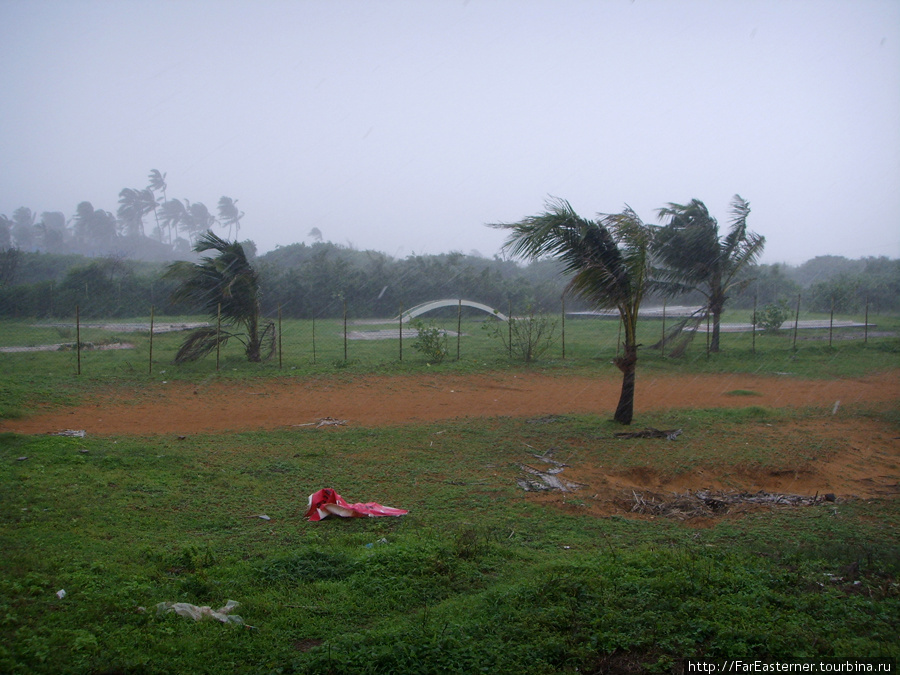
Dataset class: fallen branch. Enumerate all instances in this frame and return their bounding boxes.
[614,428,682,440]
[626,489,841,520]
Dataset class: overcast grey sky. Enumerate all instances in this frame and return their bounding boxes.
[2,0,898,264]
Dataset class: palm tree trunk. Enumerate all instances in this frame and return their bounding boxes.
[709,295,725,352]
[245,314,262,362]
[613,344,637,424]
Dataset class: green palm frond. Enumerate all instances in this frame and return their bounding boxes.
[173,326,233,364]
[492,197,646,311]
[165,232,271,362]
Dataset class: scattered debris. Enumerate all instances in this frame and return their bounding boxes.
[614,428,682,440]
[156,600,246,625]
[517,447,584,493]
[16,456,28,462]
[306,488,408,521]
[292,417,348,428]
[56,589,66,599]
[248,514,271,521]
[315,417,347,428]
[52,429,86,438]
[626,489,841,520]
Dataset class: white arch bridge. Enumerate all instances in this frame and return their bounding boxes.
[397,299,508,323]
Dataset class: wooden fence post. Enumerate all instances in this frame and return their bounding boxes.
[661,299,666,357]
[149,305,155,375]
[705,309,710,359]
[76,304,81,376]
[751,294,757,355]
[561,295,566,360]
[864,295,869,344]
[508,299,512,358]
[216,303,221,371]
[829,295,834,348]
[457,299,462,361]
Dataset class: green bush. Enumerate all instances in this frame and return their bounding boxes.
[755,301,790,333]
[411,320,449,363]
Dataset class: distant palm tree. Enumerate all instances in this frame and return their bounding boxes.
[117,188,157,238]
[9,207,38,250]
[492,198,654,424]
[184,201,216,245]
[38,211,69,253]
[217,196,244,240]
[654,195,765,352]
[146,169,168,242]
[159,198,188,240]
[0,215,13,251]
[165,231,274,363]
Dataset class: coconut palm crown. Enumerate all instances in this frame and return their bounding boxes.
[165,230,273,363]
[492,197,654,424]
[653,195,765,352]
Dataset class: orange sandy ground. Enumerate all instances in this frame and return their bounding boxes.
[3,370,898,519]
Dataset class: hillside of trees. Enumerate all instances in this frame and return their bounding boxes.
[5,171,897,319]
[1,237,897,320]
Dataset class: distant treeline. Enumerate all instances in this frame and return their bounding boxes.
[0,170,245,263]
[0,243,897,319]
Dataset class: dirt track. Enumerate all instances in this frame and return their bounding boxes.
[3,370,898,514]
[3,370,897,436]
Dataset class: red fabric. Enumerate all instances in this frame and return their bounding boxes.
[305,488,409,521]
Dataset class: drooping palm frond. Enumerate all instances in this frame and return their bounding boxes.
[167,231,259,323]
[720,194,765,293]
[173,326,233,364]
[653,194,766,352]
[654,199,720,288]
[492,197,635,311]
[166,231,271,363]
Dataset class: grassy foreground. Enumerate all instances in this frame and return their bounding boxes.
[1,315,898,673]
[1,404,899,674]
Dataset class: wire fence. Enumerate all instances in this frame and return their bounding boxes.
[0,294,893,378]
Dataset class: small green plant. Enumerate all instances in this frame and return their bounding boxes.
[755,300,791,333]
[484,307,558,363]
[412,320,449,363]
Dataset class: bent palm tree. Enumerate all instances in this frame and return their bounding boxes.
[165,231,274,363]
[117,188,157,238]
[217,196,244,240]
[492,198,653,424]
[146,169,168,242]
[654,195,765,352]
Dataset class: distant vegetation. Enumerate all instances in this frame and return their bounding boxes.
[0,170,244,263]
[2,170,898,319]
[1,241,897,321]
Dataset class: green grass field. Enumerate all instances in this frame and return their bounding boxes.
[1,312,898,673]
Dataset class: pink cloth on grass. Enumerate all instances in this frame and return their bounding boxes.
[305,488,408,521]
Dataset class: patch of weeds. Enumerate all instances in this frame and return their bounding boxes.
[254,550,356,585]
[725,389,762,396]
